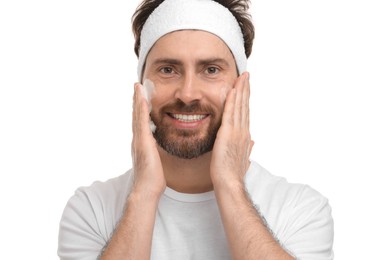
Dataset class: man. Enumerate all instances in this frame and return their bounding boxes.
[58,0,334,259]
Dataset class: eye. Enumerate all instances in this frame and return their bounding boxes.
[205,66,220,75]
[159,66,174,74]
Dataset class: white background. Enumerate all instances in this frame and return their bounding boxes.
[0,0,389,259]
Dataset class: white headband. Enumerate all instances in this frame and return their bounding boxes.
[137,0,247,81]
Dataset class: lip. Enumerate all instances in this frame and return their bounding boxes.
[166,112,210,129]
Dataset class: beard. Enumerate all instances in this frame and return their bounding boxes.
[151,100,222,159]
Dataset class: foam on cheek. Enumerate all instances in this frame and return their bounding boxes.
[140,79,157,133]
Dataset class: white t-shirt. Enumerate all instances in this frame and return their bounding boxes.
[58,161,334,260]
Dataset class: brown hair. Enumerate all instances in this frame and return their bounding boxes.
[132,0,255,58]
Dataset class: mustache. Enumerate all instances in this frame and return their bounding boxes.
[160,100,215,114]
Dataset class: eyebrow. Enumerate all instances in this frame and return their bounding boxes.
[151,58,230,67]
[197,58,230,67]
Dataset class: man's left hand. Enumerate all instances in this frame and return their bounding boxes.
[210,72,254,189]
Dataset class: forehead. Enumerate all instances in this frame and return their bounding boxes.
[146,30,235,63]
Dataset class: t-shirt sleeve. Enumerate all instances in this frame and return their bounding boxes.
[283,185,334,260]
[58,188,107,260]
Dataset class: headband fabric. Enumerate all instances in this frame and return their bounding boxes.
[137,0,247,80]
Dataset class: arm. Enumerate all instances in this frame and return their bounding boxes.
[100,83,166,259]
[214,181,294,260]
[99,191,160,259]
[211,72,294,260]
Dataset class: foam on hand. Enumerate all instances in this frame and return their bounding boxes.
[140,79,157,133]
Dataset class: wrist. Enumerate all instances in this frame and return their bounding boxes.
[213,177,245,196]
[129,185,164,204]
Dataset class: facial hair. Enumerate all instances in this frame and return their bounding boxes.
[151,100,221,159]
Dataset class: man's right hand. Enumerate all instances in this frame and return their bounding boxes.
[100,83,165,259]
[131,83,166,198]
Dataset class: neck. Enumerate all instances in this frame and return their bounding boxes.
[158,146,213,194]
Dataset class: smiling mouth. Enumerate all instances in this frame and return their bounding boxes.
[168,113,208,122]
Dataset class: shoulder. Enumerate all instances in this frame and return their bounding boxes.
[70,170,133,225]
[59,170,133,254]
[245,161,329,210]
[76,169,133,204]
[58,170,133,258]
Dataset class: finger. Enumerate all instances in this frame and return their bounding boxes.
[234,74,245,127]
[241,72,250,128]
[222,88,236,126]
[134,83,151,134]
[132,83,140,160]
[132,83,140,135]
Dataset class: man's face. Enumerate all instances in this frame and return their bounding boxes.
[142,30,238,159]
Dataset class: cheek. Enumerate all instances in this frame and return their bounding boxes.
[147,81,172,111]
[142,79,156,101]
[218,84,230,105]
[141,79,156,112]
[143,78,176,106]
[205,81,232,109]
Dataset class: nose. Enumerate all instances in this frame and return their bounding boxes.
[174,72,203,104]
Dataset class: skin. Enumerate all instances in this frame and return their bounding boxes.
[100,30,294,260]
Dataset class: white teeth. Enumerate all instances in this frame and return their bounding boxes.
[171,114,207,122]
